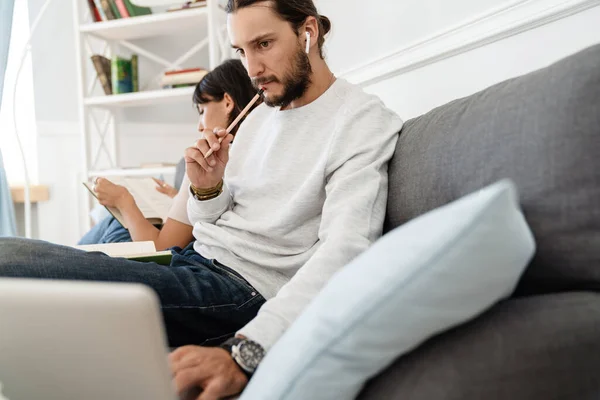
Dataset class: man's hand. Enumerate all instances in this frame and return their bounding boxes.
[93,177,134,210]
[169,345,248,400]
[185,128,233,190]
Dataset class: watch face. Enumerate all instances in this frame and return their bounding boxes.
[235,340,265,371]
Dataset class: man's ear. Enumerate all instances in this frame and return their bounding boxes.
[223,92,235,113]
[303,16,319,53]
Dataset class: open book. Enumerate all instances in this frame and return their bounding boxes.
[74,241,172,265]
[83,176,173,229]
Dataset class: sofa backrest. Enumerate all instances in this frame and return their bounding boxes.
[385,44,600,295]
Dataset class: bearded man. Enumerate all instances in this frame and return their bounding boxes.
[0,1,403,397]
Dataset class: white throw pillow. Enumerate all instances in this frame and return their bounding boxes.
[240,179,535,400]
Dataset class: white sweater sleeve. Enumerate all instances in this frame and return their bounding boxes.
[187,183,233,225]
[238,100,402,349]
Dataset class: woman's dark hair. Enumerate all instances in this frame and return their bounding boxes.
[192,59,259,133]
[226,0,331,59]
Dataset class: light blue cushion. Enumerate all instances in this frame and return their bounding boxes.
[241,179,535,400]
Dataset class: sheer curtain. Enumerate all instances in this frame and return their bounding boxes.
[0,0,17,236]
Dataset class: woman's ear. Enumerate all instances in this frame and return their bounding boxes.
[223,92,235,113]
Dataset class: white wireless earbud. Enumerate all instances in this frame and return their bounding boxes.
[305,31,311,54]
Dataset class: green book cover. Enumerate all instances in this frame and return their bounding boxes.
[123,0,152,17]
[108,0,121,18]
[128,251,172,265]
[131,54,139,92]
[111,56,133,94]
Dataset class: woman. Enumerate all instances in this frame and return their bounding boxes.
[78,59,259,250]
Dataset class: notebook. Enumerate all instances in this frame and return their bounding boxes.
[75,241,173,265]
[83,176,173,229]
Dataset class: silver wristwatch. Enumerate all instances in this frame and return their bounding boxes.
[220,337,265,376]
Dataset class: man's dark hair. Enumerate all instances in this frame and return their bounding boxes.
[193,59,259,133]
[226,0,331,59]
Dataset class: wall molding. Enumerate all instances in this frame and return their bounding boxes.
[340,0,600,87]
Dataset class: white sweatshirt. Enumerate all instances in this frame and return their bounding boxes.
[187,78,403,349]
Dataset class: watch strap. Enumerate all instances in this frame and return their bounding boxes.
[219,337,243,353]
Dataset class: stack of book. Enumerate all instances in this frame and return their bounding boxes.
[91,54,139,95]
[160,68,208,89]
[87,0,152,22]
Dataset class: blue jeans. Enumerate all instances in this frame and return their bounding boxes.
[77,216,133,245]
[0,238,265,347]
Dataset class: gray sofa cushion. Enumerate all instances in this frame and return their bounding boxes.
[385,44,600,294]
[357,292,600,400]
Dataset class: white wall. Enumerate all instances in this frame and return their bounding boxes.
[320,0,507,74]
[318,0,600,119]
[26,0,600,245]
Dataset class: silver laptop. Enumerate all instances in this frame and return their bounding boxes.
[0,278,177,400]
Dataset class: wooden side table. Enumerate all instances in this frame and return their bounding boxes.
[10,185,50,203]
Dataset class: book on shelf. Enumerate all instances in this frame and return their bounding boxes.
[91,55,113,95]
[164,67,207,76]
[87,0,103,22]
[112,56,131,94]
[92,0,107,20]
[109,0,122,18]
[74,241,173,265]
[160,68,208,87]
[131,54,139,92]
[123,0,152,17]
[167,1,207,12]
[83,176,173,229]
[111,55,139,94]
[99,0,117,20]
[89,0,151,22]
[115,0,130,17]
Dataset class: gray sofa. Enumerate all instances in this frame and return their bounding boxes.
[358,44,600,399]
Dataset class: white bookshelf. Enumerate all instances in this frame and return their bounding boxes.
[72,0,231,232]
[79,7,208,40]
[84,86,195,108]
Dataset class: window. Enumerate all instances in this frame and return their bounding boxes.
[0,0,38,185]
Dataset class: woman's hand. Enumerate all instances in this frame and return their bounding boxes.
[152,177,178,198]
[93,177,135,210]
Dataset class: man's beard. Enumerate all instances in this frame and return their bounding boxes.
[252,44,312,108]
